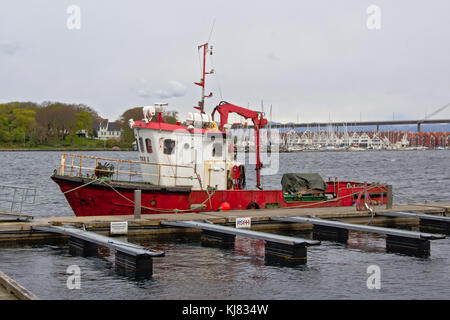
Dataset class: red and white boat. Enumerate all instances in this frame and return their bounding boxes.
[51,43,388,216]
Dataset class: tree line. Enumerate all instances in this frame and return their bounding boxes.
[0,101,101,147]
[0,101,177,148]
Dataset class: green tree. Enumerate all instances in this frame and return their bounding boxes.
[0,102,38,144]
[11,108,36,129]
[119,107,143,147]
[75,110,93,136]
[35,103,77,144]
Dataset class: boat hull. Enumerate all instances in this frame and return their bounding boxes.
[52,175,387,216]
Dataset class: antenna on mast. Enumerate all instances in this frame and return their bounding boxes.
[194,43,214,113]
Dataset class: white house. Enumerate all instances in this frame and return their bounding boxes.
[97,120,122,140]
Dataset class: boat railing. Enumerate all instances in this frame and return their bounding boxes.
[58,153,203,184]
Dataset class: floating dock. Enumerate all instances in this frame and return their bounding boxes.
[162,220,320,264]
[0,202,449,277]
[33,225,165,275]
[273,216,445,256]
[1,202,449,242]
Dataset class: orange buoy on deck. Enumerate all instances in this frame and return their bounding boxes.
[219,201,231,211]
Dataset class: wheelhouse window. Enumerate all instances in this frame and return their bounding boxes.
[163,139,175,155]
[212,142,222,158]
[135,139,139,152]
[138,137,144,153]
[145,138,153,153]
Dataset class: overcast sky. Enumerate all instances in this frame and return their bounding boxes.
[1,0,449,123]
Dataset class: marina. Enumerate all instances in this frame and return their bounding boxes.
[1,1,449,302]
[0,149,449,300]
[0,201,449,270]
[0,96,448,299]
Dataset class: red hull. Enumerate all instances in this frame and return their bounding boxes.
[52,175,387,216]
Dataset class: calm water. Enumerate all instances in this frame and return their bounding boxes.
[0,150,449,299]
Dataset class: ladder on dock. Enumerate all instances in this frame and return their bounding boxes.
[162,220,320,265]
[273,216,446,257]
[33,225,164,275]
[0,184,36,221]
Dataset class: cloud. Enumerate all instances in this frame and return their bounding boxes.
[266,53,280,62]
[0,41,21,55]
[137,80,187,99]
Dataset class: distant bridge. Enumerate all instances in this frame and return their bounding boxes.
[233,119,450,132]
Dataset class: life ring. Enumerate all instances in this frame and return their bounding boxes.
[247,201,260,209]
[231,165,246,190]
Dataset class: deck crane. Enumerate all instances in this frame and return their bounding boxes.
[212,101,268,190]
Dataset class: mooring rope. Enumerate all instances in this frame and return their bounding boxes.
[16,176,110,209]
[62,177,110,194]
[99,180,217,214]
[22,174,434,218]
[97,179,387,216]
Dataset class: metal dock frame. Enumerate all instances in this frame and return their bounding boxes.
[33,225,164,275]
[376,211,450,234]
[0,184,36,221]
[272,216,446,257]
[162,220,320,265]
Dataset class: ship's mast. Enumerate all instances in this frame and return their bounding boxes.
[194,43,214,113]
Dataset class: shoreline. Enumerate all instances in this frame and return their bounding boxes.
[0,147,448,153]
[0,148,133,152]
[278,148,449,153]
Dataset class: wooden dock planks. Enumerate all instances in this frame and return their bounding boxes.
[0,270,38,300]
[0,202,448,244]
[0,283,17,300]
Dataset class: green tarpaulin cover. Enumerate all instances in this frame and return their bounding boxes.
[281,173,328,194]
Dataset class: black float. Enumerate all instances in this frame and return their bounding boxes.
[33,225,164,276]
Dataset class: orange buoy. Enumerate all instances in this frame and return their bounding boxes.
[219,201,231,211]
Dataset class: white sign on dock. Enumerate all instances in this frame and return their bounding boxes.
[110,221,128,235]
[236,217,251,229]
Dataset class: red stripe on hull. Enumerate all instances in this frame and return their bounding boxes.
[51,175,387,217]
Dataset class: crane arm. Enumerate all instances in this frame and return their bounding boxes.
[211,101,268,190]
[211,101,268,130]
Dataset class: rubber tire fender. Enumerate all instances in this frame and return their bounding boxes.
[246,201,260,209]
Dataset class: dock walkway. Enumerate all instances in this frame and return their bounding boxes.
[0,282,17,300]
[0,202,449,244]
[0,270,38,300]
[0,201,448,276]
